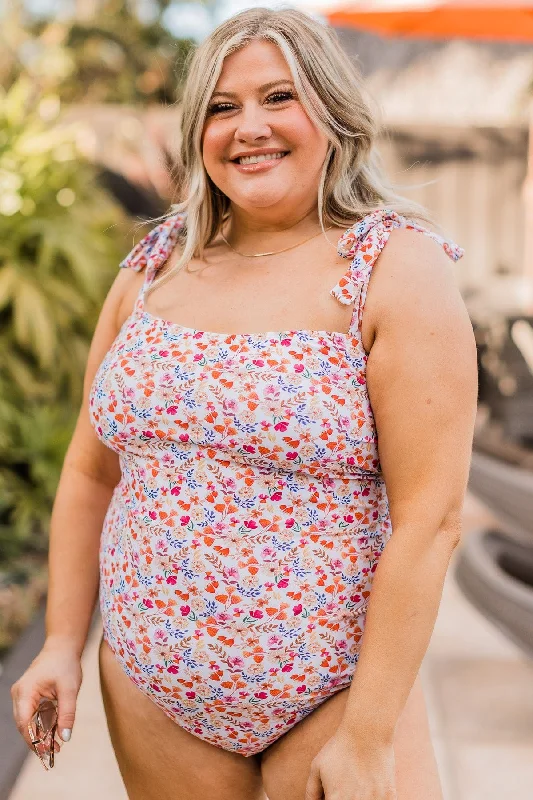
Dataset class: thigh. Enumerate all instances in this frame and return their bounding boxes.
[259,674,443,800]
[98,636,265,800]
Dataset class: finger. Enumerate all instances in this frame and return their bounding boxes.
[56,683,78,742]
[304,765,324,800]
[11,685,46,749]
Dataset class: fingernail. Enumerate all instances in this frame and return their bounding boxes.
[60,728,71,742]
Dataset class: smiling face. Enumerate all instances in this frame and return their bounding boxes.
[201,40,330,221]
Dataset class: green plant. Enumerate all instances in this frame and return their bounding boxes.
[0,75,126,560]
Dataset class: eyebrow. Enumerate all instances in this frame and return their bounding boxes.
[210,80,295,99]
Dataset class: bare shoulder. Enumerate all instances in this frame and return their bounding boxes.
[362,226,470,350]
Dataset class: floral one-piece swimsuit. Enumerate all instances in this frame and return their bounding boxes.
[89,207,463,756]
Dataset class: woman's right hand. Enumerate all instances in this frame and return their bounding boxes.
[11,637,83,752]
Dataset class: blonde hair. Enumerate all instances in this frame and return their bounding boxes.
[149,6,431,293]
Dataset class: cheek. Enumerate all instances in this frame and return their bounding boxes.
[282,110,329,160]
[201,123,229,173]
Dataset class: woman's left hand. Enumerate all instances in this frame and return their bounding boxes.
[304,728,397,800]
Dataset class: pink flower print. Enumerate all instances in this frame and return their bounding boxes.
[179,433,189,442]
[223,695,237,704]
[281,338,291,346]
[222,566,239,583]
[254,691,268,699]
[330,558,344,574]
[150,683,161,692]
[222,398,237,412]
[262,547,277,562]
[274,421,288,431]
[227,656,244,671]
[325,601,338,614]
[252,359,264,367]
[166,575,177,585]
[167,665,179,674]
[250,609,263,619]
[362,487,370,496]
[285,518,295,528]
[186,691,196,699]
[277,578,289,588]
[286,452,298,461]
[270,491,282,501]
[244,519,257,530]
[215,612,232,624]
[282,663,294,672]
[294,363,304,373]
[293,604,303,615]
[149,511,157,520]
[264,385,279,399]
[180,516,190,525]
[243,445,256,453]
[350,594,361,603]
[166,406,178,415]
[144,598,154,608]
[296,684,307,694]
[171,486,180,496]
[180,605,191,616]
[337,640,347,650]
[344,514,354,523]
[339,416,350,430]
[142,429,154,438]
[267,635,284,650]
[154,629,168,643]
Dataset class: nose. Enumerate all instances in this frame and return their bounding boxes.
[233,102,272,143]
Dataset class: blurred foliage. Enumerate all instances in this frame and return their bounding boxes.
[1,1,195,105]
[0,75,126,562]
[0,0,194,590]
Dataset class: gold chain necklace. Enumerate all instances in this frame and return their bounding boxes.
[220,225,332,258]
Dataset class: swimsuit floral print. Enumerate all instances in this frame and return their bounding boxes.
[89,207,463,756]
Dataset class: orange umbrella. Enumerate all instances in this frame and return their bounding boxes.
[326,1,533,43]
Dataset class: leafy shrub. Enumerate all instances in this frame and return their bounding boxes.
[0,76,126,562]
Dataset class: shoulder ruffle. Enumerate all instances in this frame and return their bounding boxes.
[336,208,464,261]
[332,208,464,307]
[120,212,187,273]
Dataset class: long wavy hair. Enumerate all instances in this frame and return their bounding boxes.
[148,6,431,293]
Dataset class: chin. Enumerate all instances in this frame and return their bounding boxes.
[229,185,292,209]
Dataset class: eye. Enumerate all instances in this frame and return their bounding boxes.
[206,102,236,116]
[266,90,295,104]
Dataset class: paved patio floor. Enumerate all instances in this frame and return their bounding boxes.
[9,493,533,799]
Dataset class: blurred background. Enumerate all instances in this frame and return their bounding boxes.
[0,1,532,798]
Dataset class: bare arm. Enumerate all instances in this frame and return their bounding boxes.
[45,266,144,657]
[11,265,144,747]
[338,228,478,745]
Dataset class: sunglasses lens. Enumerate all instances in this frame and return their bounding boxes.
[38,702,58,734]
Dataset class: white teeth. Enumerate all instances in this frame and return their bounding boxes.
[237,152,287,165]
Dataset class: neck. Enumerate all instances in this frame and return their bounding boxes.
[225,203,322,250]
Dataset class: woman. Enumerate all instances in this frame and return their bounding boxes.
[11,8,477,800]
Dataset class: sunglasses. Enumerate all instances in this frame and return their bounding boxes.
[27,698,58,770]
